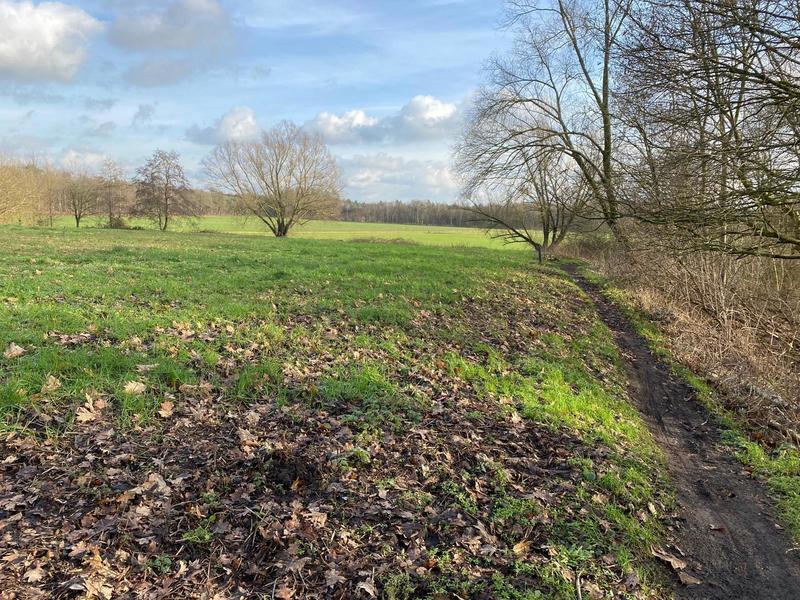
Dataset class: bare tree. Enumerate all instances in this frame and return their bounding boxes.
[618,0,800,259]
[64,175,98,228]
[203,121,341,237]
[100,159,126,228]
[466,0,630,241]
[457,135,588,263]
[134,150,195,231]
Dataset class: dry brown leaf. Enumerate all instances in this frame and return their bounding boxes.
[3,342,25,359]
[274,585,295,599]
[76,406,96,423]
[305,509,327,528]
[651,546,687,571]
[512,539,531,557]
[23,566,46,583]
[356,581,377,597]
[123,381,146,395]
[41,375,62,394]
[325,568,345,587]
[158,401,174,418]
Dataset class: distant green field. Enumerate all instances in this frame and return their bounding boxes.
[49,215,516,249]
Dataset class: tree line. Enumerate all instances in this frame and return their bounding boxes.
[454,0,798,437]
[455,0,800,263]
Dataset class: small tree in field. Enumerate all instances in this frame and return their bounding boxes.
[134,150,195,231]
[65,175,98,228]
[202,121,341,237]
[100,159,126,228]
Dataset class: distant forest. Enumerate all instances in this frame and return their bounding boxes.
[339,199,475,228]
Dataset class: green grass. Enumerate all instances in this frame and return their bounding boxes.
[48,215,514,248]
[0,224,669,597]
[578,264,800,541]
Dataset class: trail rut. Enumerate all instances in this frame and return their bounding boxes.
[565,265,800,599]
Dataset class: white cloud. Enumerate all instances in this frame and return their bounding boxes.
[395,95,459,138]
[305,95,461,144]
[0,0,103,82]
[342,153,459,202]
[308,110,380,143]
[62,149,108,173]
[186,106,261,145]
[110,0,231,51]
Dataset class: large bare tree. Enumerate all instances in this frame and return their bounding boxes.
[465,0,630,241]
[203,121,341,237]
[134,150,195,231]
[64,174,98,228]
[618,0,800,259]
[456,121,588,263]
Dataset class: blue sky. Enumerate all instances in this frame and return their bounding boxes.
[0,0,511,201]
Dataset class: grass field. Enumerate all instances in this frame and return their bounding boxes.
[50,215,513,248]
[0,224,669,598]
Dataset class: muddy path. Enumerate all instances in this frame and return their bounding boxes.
[564,264,800,599]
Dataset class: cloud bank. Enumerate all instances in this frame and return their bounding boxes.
[306,95,461,144]
[186,106,261,145]
[0,0,103,82]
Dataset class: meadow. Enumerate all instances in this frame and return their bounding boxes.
[49,215,511,248]
[0,223,669,598]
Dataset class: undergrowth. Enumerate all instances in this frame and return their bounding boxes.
[576,263,800,541]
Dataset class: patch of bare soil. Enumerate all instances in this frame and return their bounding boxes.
[566,264,800,599]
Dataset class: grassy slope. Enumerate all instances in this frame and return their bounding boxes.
[576,265,800,541]
[0,225,668,598]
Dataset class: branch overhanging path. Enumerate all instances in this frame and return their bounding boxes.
[563,263,800,599]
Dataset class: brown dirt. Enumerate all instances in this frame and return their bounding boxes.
[565,264,800,599]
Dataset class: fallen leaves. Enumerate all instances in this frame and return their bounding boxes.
[652,545,703,585]
[123,381,146,395]
[22,566,46,583]
[356,580,377,597]
[157,401,174,418]
[651,546,687,570]
[40,375,61,394]
[76,394,109,423]
[512,539,531,557]
[0,273,670,598]
[3,342,26,359]
[678,571,703,586]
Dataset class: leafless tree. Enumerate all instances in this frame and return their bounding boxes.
[134,150,195,231]
[618,0,800,259]
[457,134,588,263]
[100,159,126,228]
[64,174,98,228]
[203,121,342,237]
[466,0,630,241]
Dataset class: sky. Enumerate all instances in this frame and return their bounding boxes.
[0,0,511,202]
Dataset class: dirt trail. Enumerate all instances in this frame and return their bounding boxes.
[564,265,800,599]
